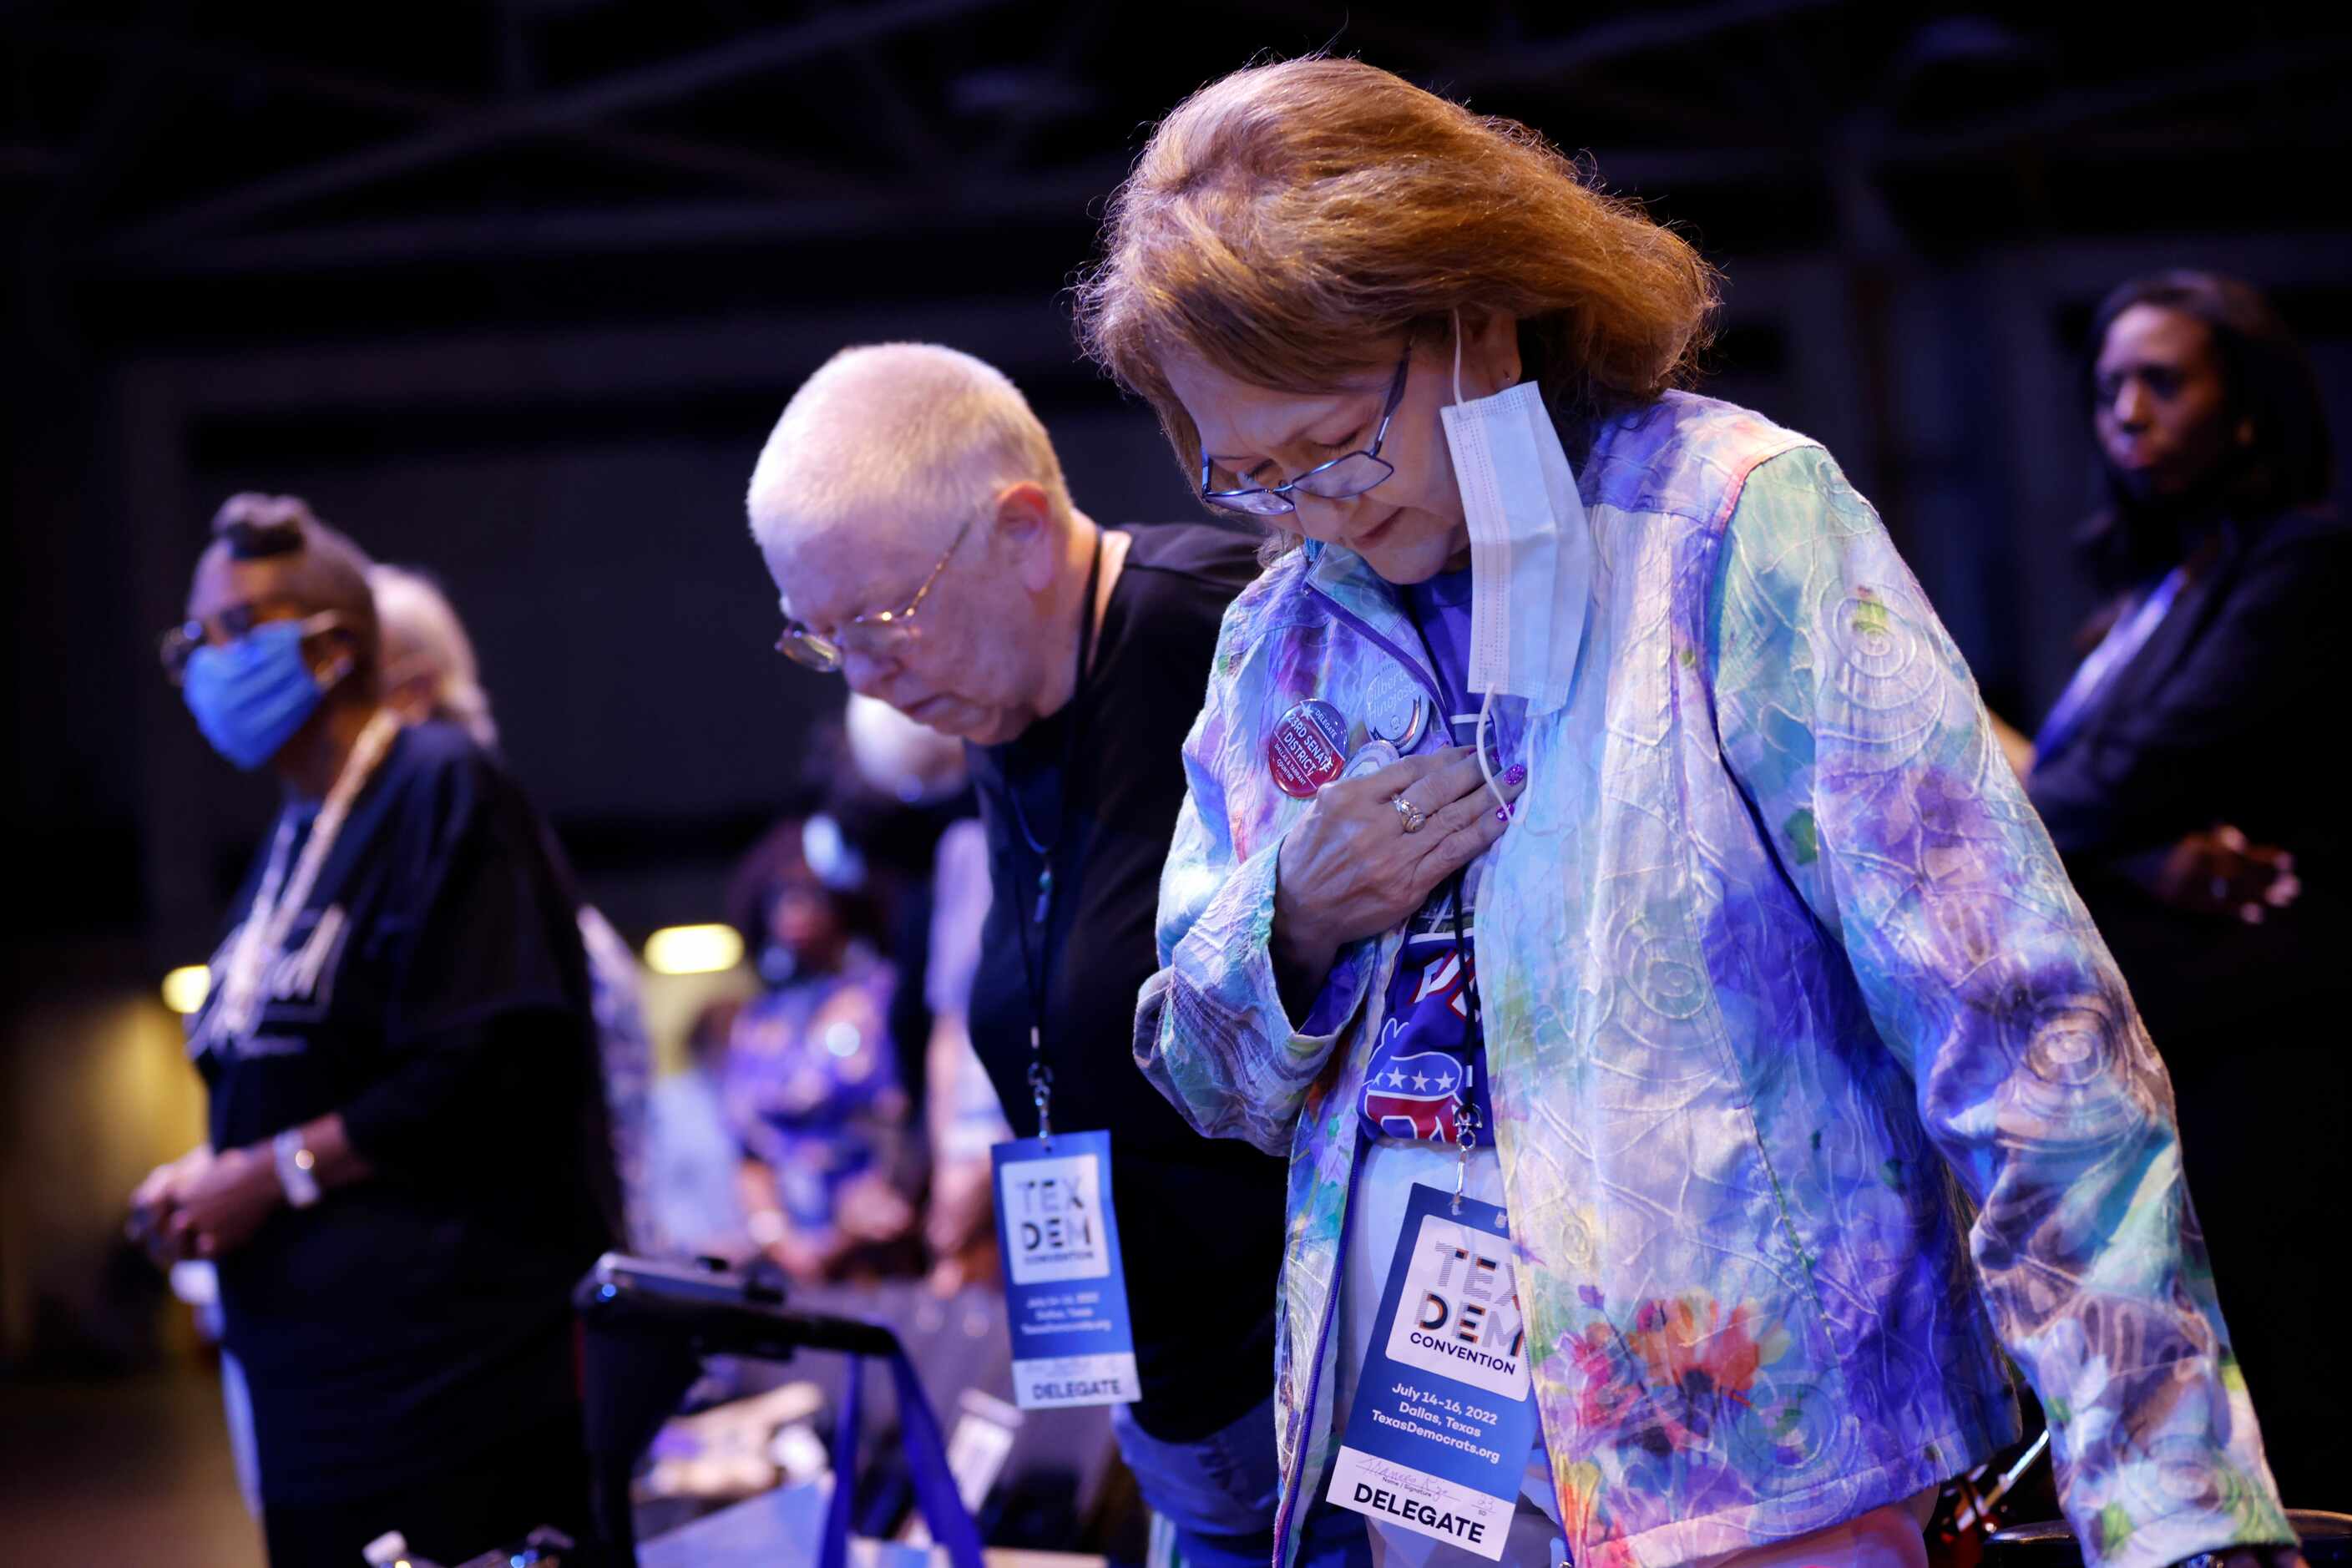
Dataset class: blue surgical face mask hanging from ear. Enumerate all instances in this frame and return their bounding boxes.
[182,614,348,771]
[1436,310,1596,802]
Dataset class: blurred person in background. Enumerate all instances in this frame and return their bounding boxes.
[721,815,920,1282]
[843,692,1008,1292]
[841,680,988,1118]
[130,494,616,1567]
[1992,272,2348,1505]
[647,998,752,1262]
[372,562,661,1255]
[750,344,1359,1568]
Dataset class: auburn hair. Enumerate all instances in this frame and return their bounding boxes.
[1075,56,1722,473]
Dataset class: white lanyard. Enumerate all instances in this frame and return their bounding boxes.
[206,707,401,1047]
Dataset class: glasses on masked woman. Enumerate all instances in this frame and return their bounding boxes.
[776,516,974,674]
[1197,349,1411,517]
[158,604,341,685]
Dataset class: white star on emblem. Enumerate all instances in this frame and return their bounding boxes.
[1411,1072,1431,1090]
[1387,1069,1405,1086]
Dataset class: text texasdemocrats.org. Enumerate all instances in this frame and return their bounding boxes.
[1368,1406,1503,1465]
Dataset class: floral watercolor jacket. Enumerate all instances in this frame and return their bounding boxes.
[1135,392,2288,1568]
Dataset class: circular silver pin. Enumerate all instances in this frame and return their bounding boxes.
[1341,739,1400,783]
[1371,688,1429,751]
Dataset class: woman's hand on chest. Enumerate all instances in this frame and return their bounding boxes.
[1272,746,1525,1002]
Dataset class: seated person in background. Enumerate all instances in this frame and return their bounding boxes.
[646,999,753,1262]
[2000,272,2348,1505]
[371,561,660,1254]
[722,816,918,1282]
[842,693,1008,1293]
[132,493,615,1568]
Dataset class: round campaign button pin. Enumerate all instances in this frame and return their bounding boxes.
[1342,739,1400,783]
[1268,699,1351,798]
[1371,688,1428,751]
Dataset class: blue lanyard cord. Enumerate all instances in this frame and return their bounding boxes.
[1449,868,1483,1210]
[2033,565,2188,758]
[1004,529,1105,1142]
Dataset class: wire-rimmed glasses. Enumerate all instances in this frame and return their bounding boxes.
[158,604,336,685]
[776,515,974,673]
[1198,350,1412,517]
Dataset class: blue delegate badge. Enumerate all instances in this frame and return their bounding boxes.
[989,1129,1141,1409]
[1326,1182,1541,1560]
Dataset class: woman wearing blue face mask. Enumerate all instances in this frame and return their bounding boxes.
[1079,58,2298,1568]
[130,493,619,1568]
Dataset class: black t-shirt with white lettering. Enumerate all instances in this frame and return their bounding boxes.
[967,523,1291,1444]
[190,719,618,1507]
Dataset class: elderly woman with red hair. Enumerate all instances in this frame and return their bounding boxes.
[1080,57,2294,1568]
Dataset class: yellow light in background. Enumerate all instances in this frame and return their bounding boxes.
[642,923,743,976]
[160,966,210,1014]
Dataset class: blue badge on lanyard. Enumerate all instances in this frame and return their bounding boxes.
[990,1129,1141,1409]
[1326,1182,1541,1559]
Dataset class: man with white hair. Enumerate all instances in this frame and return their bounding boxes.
[750,345,1365,1568]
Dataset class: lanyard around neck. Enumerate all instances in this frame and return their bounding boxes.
[1446,867,1485,1211]
[2032,564,2188,758]
[1006,529,1107,1144]
[205,707,402,1049]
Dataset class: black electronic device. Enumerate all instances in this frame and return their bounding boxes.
[571,1252,980,1568]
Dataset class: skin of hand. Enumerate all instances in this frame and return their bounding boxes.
[2154,824,2299,923]
[761,1232,833,1283]
[128,1115,367,1265]
[924,1155,994,1257]
[920,1146,999,1295]
[1272,746,1526,999]
[159,1144,284,1260]
[738,1158,826,1282]
[1986,710,2036,781]
[832,1169,915,1246]
[2212,1550,2308,1568]
[129,1145,215,1268]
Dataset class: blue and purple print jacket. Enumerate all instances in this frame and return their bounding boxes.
[1136,392,2288,1568]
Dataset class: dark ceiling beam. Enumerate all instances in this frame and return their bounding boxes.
[1878,38,2352,165]
[35,9,192,235]
[23,20,869,203]
[99,0,1014,257]
[963,0,1115,179]
[1414,0,1849,90]
[94,158,1139,276]
[1229,0,1828,139]
[92,143,1803,276]
[838,44,951,172]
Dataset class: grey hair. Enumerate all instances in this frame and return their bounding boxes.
[368,563,498,748]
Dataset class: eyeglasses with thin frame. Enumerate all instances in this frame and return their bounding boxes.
[1199,350,1412,517]
[158,604,341,686]
[776,515,974,673]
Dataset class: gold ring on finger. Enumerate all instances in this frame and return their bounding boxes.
[1391,793,1429,834]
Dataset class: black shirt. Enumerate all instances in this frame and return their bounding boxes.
[190,720,617,1506]
[2026,506,2352,1050]
[967,522,1290,1444]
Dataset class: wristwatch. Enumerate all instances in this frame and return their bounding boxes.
[272,1126,322,1209]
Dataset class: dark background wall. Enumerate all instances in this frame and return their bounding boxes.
[3,1,2349,1366]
